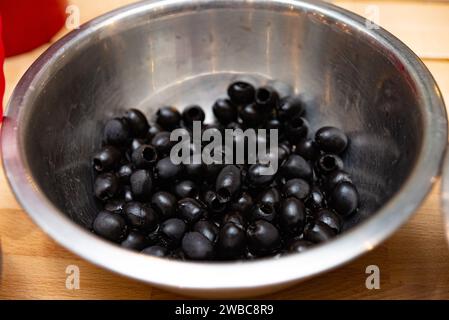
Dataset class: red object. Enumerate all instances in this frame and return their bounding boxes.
[0,0,67,57]
[0,15,4,122]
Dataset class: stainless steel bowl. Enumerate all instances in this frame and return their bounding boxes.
[2,0,447,297]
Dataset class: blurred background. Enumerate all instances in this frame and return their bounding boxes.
[1,0,449,299]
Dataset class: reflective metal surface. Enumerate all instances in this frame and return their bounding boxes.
[2,0,447,297]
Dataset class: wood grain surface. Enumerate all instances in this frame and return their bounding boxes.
[1,0,449,300]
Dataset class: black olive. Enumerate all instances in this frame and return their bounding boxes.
[213,98,238,124]
[281,154,312,180]
[160,218,187,247]
[316,154,344,175]
[131,144,158,169]
[174,180,199,199]
[93,146,121,172]
[129,169,153,199]
[329,182,359,216]
[124,202,158,232]
[217,222,246,259]
[121,230,148,251]
[304,221,335,243]
[193,220,219,243]
[231,192,254,214]
[155,106,181,130]
[177,198,207,224]
[315,209,342,233]
[182,105,205,126]
[124,109,149,138]
[215,165,241,202]
[93,211,127,242]
[282,178,310,200]
[246,220,281,256]
[182,232,214,260]
[278,96,305,121]
[295,139,320,161]
[279,197,306,235]
[288,239,313,253]
[228,81,255,105]
[151,191,177,219]
[94,173,119,201]
[142,245,168,257]
[103,117,131,145]
[315,126,348,154]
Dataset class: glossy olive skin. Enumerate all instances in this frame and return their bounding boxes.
[182,232,214,260]
[283,178,310,200]
[121,230,148,251]
[212,98,238,124]
[258,187,281,210]
[231,192,254,214]
[304,221,335,243]
[117,163,133,184]
[254,86,279,112]
[316,154,344,175]
[279,197,306,235]
[93,146,121,172]
[124,202,158,232]
[251,203,277,222]
[182,105,206,126]
[247,220,281,256]
[131,144,158,169]
[124,109,149,138]
[177,198,207,224]
[324,170,353,193]
[288,239,312,253]
[202,190,226,213]
[104,199,125,214]
[315,126,348,154]
[151,191,177,219]
[295,139,320,161]
[217,222,246,259]
[174,180,198,199]
[142,245,168,257]
[305,187,326,211]
[103,117,131,145]
[160,218,186,247]
[330,182,359,216]
[285,117,309,141]
[93,211,127,242]
[122,186,134,202]
[215,165,242,202]
[131,138,145,152]
[227,81,255,105]
[193,220,219,243]
[147,123,163,141]
[94,173,119,201]
[278,96,305,121]
[155,106,181,130]
[184,162,204,178]
[239,103,263,127]
[222,211,247,229]
[155,157,183,181]
[266,118,282,131]
[246,163,276,187]
[315,209,342,233]
[129,169,153,199]
[281,154,313,180]
[151,131,175,156]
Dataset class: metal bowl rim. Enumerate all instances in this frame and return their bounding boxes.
[2,0,447,291]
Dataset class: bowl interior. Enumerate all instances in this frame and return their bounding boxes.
[22,3,423,241]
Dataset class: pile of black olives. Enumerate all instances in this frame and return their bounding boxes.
[91,80,359,261]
